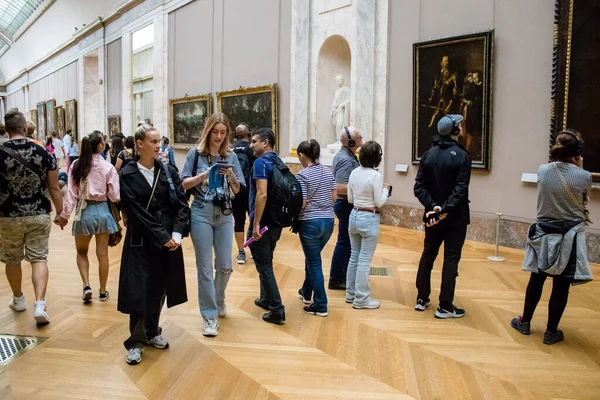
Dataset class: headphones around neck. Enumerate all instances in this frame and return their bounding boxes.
[344,126,355,148]
[557,130,583,156]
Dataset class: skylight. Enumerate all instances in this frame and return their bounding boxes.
[0,0,46,49]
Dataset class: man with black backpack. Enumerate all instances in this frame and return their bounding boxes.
[248,128,303,325]
[231,123,254,264]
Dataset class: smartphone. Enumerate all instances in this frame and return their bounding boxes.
[387,185,393,196]
[423,211,440,224]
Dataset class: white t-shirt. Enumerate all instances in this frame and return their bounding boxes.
[347,166,389,209]
[63,135,71,153]
[52,138,64,158]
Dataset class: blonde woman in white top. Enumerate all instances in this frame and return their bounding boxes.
[346,141,390,309]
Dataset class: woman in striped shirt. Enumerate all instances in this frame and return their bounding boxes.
[296,139,336,317]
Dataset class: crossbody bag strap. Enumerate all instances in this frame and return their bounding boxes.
[0,145,46,180]
[552,163,589,221]
[146,168,161,210]
[305,166,324,205]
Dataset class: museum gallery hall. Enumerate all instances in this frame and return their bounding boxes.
[0,0,599,399]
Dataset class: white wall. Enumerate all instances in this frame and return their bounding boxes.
[385,0,599,233]
[0,0,122,83]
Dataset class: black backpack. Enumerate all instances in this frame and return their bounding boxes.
[264,154,303,228]
[232,142,252,187]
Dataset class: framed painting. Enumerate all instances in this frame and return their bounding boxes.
[413,31,494,170]
[46,99,56,136]
[216,84,278,151]
[55,106,65,138]
[29,109,38,138]
[36,101,47,140]
[108,115,121,136]
[551,0,600,182]
[65,99,78,140]
[169,94,212,149]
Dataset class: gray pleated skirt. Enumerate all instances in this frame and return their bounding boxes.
[72,201,118,236]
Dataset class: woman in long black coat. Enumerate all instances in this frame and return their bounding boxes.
[118,124,189,366]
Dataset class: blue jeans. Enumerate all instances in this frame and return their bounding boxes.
[190,202,234,319]
[329,199,354,285]
[298,218,334,312]
[346,210,380,306]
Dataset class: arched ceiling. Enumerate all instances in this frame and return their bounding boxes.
[0,0,47,53]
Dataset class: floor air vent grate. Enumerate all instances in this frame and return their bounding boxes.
[0,334,44,365]
[369,267,392,277]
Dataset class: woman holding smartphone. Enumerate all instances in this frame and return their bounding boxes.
[118,124,189,365]
[180,113,245,337]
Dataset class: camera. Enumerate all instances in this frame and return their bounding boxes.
[213,161,233,215]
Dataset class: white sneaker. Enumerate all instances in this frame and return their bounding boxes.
[202,318,219,337]
[9,293,26,312]
[414,299,431,312]
[33,300,50,325]
[126,348,142,365]
[352,299,381,310]
[148,335,169,349]
[217,302,227,317]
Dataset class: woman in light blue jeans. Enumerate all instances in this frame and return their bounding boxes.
[346,141,390,309]
[181,113,245,337]
[295,139,336,317]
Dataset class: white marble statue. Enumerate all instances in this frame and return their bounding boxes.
[330,75,350,138]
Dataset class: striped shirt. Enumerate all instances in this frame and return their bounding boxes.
[537,162,592,223]
[296,163,336,221]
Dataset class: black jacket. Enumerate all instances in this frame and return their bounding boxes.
[414,138,471,226]
[117,159,189,315]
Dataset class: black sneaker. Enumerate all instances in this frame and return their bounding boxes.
[434,306,465,319]
[254,298,269,310]
[543,329,564,345]
[82,286,92,303]
[262,311,286,325]
[303,305,328,317]
[328,282,346,290]
[414,298,431,312]
[510,317,531,335]
[297,289,312,304]
[99,291,110,302]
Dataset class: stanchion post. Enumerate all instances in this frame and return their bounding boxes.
[487,213,506,262]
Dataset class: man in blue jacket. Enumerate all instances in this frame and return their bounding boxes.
[413,114,471,319]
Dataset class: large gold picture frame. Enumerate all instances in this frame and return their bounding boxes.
[169,93,213,149]
[55,106,65,138]
[46,99,56,136]
[36,101,47,140]
[216,83,278,151]
[29,109,38,139]
[65,99,78,140]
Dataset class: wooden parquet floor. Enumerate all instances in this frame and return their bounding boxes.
[1,221,600,399]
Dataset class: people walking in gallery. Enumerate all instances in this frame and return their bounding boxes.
[158,137,176,168]
[54,131,120,303]
[51,132,66,167]
[180,113,245,337]
[511,129,593,345]
[248,128,287,325]
[118,124,189,365]
[109,135,124,167]
[231,123,255,264]
[69,134,80,167]
[0,111,63,325]
[115,136,136,172]
[414,114,471,319]
[329,126,363,290]
[45,136,55,159]
[295,139,336,317]
[346,141,390,310]
[63,130,72,170]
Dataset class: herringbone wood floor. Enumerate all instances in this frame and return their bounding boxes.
[1,221,599,399]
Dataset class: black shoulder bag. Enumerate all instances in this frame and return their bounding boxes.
[0,145,47,181]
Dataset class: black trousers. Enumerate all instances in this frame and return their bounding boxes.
[521,272,570,333]
[124,290,166,350]
[416,224,467,310]
[249,225,284,315]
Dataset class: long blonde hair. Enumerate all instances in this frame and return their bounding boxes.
[196,112,232,158]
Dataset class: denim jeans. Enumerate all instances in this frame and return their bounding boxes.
[249,224,284,315]
[298,218,334,312]
[346,210,380,306]
[416,224,467,310]
[329,199,354,285]
[190,202,234,319]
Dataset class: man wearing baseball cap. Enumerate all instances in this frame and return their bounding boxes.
[413,114,472,319]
